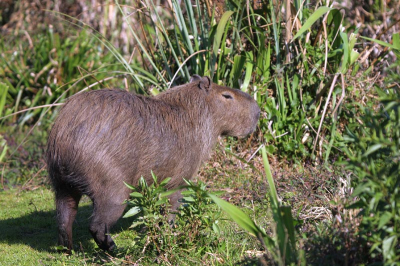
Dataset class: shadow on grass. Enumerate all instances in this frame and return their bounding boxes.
[0,203,133,253]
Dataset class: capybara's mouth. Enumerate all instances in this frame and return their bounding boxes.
[237,126,258,138]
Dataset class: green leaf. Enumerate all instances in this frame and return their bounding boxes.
[292,7,333,41]
[280,206,297,249]
[211,11,234,77]
[151,171,158,184]
[130,192,144,198]
[361,35,400,51]
[268,0,280,65]
[327,9,343,49]
[350,49,360,65]
[207,193,265,237]
[159,189,179,198]
[363,143,383,157]
[160,177,172,186]
[346,200,365,209]
[148,0,185,80]
[155,198,168,206]
[231,54,245,88]
[349,33,357,50]
[0,136,8,163]
[382,235,397,260]
[352,183,371,197]
[378,212,393,229]
[123,206,141,218]
[129,220,145,229]
[393,33,400,49]
[212,222,220,235]
[369,192,383,211]
[183,196,196,202]
[340,31,349,73]
[124,181,136,190]
[261,146,279,209]
[181,190,194,196]
[242,51,254,91]
[0,83,9,117]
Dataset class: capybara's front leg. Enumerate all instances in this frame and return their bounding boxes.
[167,189,183,222]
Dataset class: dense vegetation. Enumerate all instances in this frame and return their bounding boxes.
[0,0,399,264]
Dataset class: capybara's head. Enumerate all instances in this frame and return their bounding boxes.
[188,75,260,138]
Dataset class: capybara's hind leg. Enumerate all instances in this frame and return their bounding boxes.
[55,190,81,252]
[89,196,127,251]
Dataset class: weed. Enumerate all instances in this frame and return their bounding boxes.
[123,174,221,264]
[340,35,400,264]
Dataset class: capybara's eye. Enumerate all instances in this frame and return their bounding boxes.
[222,93,233,99]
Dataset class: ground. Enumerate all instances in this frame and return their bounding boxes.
[0,132,353,265]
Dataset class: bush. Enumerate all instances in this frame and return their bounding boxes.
[341,39,400,263]
[123,174,221,264]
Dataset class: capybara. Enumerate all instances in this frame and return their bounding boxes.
[46,75,260,252]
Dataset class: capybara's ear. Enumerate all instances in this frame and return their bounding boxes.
[190,75,211,91]
[190,74,202,83]
[198,76,211,91]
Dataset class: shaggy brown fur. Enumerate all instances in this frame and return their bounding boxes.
[46,75,260,252]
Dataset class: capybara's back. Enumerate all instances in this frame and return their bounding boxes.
[46,75,260,252]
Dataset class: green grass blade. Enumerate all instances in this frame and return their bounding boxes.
[184,0,200,74]
[146,0,174,80]
[231,55,246,88]
[172,0,195,56]
[242,51,253,91]
[324,119,337,163]
[281,205,297,255]
[46,9,145,89]
[269,0,281,66]
[261,146,298,263]
[0,83,9,117]
[286,73,293,104]
[340,31,349,73]
[393,33,400,49]
[195,0,208,74]
[0,139,7,163]
[123,206,141,218]
[275,77,287,120]
[207,193,265,238]
[361,35,400,51]
[265,43,271,80]
[184,0,198,41]
[172,26,191,80]
[292,7,332,41]
[261,146,279,209]
[155,0,190,81]
[211,11,234,78]
[115,1,167,86]
[294,0,302,20]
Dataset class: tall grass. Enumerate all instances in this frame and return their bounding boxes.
[209,145,303,265]
[0,29,119,126]
[1,0,371,165]
[109,0,370,164]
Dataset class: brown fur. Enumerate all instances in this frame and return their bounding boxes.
[46,75,260,252]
